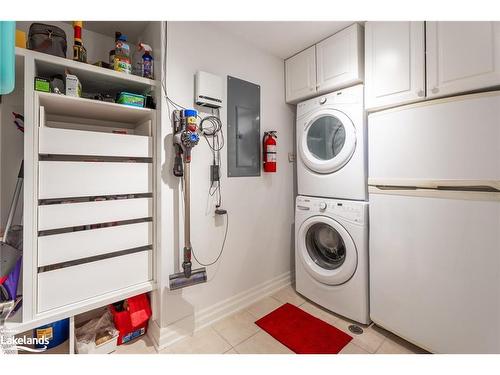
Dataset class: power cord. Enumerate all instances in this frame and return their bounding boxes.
[179,178,229,267]
[162,23,228,266]
[192,213,229,267]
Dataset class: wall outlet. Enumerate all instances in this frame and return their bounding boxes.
[288,152,296,162]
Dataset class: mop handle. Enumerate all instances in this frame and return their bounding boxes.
[2,161,23,244]
[184,161,191,249]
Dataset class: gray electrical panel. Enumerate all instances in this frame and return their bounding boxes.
[227,76,261,177]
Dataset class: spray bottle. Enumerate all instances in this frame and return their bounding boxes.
[138,43,154,79]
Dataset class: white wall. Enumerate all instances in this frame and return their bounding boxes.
[16,21,115,64]
[157,22,295,333]
[0,55,25,230]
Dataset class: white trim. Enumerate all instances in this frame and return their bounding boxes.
[299,109,356,174]
[368,88,500,117]
[297,217,357,286]
[148,271,292,351]
[368,178,500,190]
[368,186,500,202]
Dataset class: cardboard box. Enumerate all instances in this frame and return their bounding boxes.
[65,74,82,97]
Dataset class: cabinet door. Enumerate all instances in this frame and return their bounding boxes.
[316,23,364,94]
[365,22,425,111]
[427,21,500,98]
[285,46,316,103]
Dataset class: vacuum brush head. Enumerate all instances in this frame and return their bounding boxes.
[169,267,207,290]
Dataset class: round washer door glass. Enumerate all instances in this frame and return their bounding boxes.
[306,222,346,270]
[307,116,346,161]
[300,110,356,174]
[298,216,357,286]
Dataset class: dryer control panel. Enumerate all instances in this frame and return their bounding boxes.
[296,84,363,118]
[296,196,367,224]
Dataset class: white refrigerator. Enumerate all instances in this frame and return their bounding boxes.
[368,91,500,353]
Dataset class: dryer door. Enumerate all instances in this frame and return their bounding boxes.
[299,109,356,174]
[297,215,358,286]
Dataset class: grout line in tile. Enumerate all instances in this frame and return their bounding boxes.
[232,329,261,352]
[270,295,284,305]
[209,325,233,351]
[373,337,386,354]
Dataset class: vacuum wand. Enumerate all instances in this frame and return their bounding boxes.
[182,161,192,278]
[169,109,207,290]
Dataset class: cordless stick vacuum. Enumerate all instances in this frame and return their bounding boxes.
[169,110,208,290]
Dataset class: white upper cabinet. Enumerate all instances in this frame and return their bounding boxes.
[426,21,500,98]
[365,22,425,111]
[285,23,364,104]
[316,23,364,95]
[285,46,317,103]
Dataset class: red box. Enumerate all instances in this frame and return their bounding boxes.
[109,293,152,345]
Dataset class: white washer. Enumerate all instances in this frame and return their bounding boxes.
[297,84,366,201]
[295,195,370,324]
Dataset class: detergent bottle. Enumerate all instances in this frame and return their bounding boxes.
[139,43,154,79]
[113,33,131,74]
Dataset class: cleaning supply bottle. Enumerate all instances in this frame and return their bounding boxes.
[131,44,143,76]
[113,33,131,74]
[139,43,154,79]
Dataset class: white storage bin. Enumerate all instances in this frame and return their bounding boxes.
[37,250,153,313]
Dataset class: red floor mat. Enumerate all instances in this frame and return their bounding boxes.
[255,303,352,354]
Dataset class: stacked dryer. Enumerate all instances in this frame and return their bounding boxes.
[294,84,370,324]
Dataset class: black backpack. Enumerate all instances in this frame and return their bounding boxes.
[27,23,67,58]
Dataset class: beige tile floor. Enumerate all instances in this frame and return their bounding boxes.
[116,285,427,355]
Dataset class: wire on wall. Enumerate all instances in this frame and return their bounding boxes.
[163,22,228,268]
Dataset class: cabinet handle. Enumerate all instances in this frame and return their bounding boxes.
[431,87,439,94]
[417,90,425,97]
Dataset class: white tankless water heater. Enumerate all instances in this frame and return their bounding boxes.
[195,71,223,108]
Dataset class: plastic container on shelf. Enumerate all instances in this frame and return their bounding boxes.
[139,43,154,79]
[75,310,119,354]
[113,33,131,74]
[34,318,69,350]
[109,293,152,345]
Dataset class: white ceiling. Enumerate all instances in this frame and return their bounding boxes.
[65,21,151,42]
[206,21,357,59]
[66,21,359,60]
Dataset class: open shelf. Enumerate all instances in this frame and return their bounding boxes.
[5,281,154,335]
[17,47,158,96]
[37,92,153,127]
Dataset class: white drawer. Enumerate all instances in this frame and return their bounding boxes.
[38,222,152,267]
[39,161,152,199]
[38,198,153,230]
[39,127,152,158]
[38,197,152,231]
[37,250,152,313]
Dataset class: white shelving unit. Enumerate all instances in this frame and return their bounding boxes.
[5,33,162,335]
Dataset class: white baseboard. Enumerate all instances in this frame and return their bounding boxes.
[148,271,292,351]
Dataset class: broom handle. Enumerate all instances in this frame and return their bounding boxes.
[184,161,191,249]
[2,161,23,244]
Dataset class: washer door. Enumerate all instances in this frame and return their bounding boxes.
[298,216,357,286]
[299,109,356,174]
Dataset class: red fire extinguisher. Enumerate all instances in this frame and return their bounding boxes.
[263,131,277,173]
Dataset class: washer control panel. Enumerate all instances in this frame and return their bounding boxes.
[296,196,366,224]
